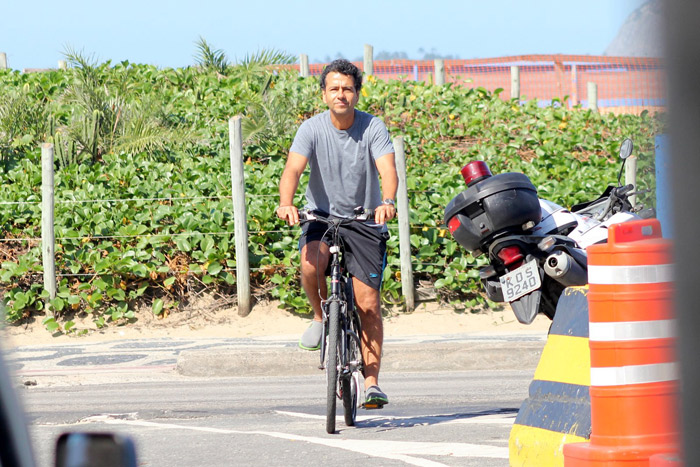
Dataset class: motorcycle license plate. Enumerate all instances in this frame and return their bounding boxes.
[499,259,541,302]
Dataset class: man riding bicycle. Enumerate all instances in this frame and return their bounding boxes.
[276,59,398,408]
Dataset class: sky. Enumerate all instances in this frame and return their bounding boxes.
[1,0,648,72]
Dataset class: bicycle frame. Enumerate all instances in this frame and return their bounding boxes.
[298,209,369,433]
[314,220,361,375]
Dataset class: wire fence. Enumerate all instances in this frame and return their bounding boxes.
[2,54,663,313]
[300,54,665,114]
[4,51,664,114]
[0,189,454,279]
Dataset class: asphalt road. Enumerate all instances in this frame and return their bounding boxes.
[4,331,548,466]
[21,370,535,467]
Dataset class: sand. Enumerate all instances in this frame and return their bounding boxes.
[1,300,552,348]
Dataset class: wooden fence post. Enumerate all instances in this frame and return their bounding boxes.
[554,59,566,99]
[229,116,251,317]
[299,54,309,78]
[571,63,578,106]
[0,53,7,69]
[41,143,57,306]
[364,44,373,76]
[510,65,520,101]
[587,82,599,112]
[393,136,415,311]
[434,59,445,86]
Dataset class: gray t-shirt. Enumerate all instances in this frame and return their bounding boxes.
[290,110,394,219]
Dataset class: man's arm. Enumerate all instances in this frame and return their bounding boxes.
[277,151,308,225]
[374,152,398,225]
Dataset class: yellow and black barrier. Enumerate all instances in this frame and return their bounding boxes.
[509,286,591,466]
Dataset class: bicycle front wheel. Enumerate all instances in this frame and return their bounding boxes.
[325,301,340,434]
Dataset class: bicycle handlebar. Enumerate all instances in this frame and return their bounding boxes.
[299,207,376,224]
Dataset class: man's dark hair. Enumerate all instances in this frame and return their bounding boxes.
[320,59,363,92]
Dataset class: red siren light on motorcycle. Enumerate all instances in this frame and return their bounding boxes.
[447,216,461,235]
[497,245,524,268]
[460,161,492,187]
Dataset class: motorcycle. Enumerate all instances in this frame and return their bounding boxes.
[443,138,653,324]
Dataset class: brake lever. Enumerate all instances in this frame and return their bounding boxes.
[352,206,375,222]
[357,209,375,222]
[298,209,317,222]
[628,188,651,196]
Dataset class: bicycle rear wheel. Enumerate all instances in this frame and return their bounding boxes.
[342,280,362,427]
[325,301,340,434]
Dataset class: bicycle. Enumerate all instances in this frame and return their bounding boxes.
[298,207,371,434]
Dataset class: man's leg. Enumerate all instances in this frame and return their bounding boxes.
[298,240,330,349]
[352,276,383,390]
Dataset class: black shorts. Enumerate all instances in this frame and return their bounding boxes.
[299,221,389,291]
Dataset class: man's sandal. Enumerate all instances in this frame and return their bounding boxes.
[299,320,323,351]
[363,385,389,409]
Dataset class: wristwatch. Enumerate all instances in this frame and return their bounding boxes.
[382,198,395,207]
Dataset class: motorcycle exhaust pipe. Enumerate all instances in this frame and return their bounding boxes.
[544,251,588,286]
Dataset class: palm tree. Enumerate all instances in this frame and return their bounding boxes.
[193,37,230,75]
[57,48,190,164]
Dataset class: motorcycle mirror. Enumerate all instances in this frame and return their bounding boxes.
[619,138,634,160]
[617,138,634,185]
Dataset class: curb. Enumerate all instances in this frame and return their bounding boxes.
[175,338,547,377]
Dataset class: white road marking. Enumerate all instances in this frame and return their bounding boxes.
[98,416,509,466]
[444,414,516,425]
[274,410,326,420]
[276,409,515,425]
[15,365,175,376]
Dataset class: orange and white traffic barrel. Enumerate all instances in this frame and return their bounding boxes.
[564,219,682,466]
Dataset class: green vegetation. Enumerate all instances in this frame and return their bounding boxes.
[0,50,664,332]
